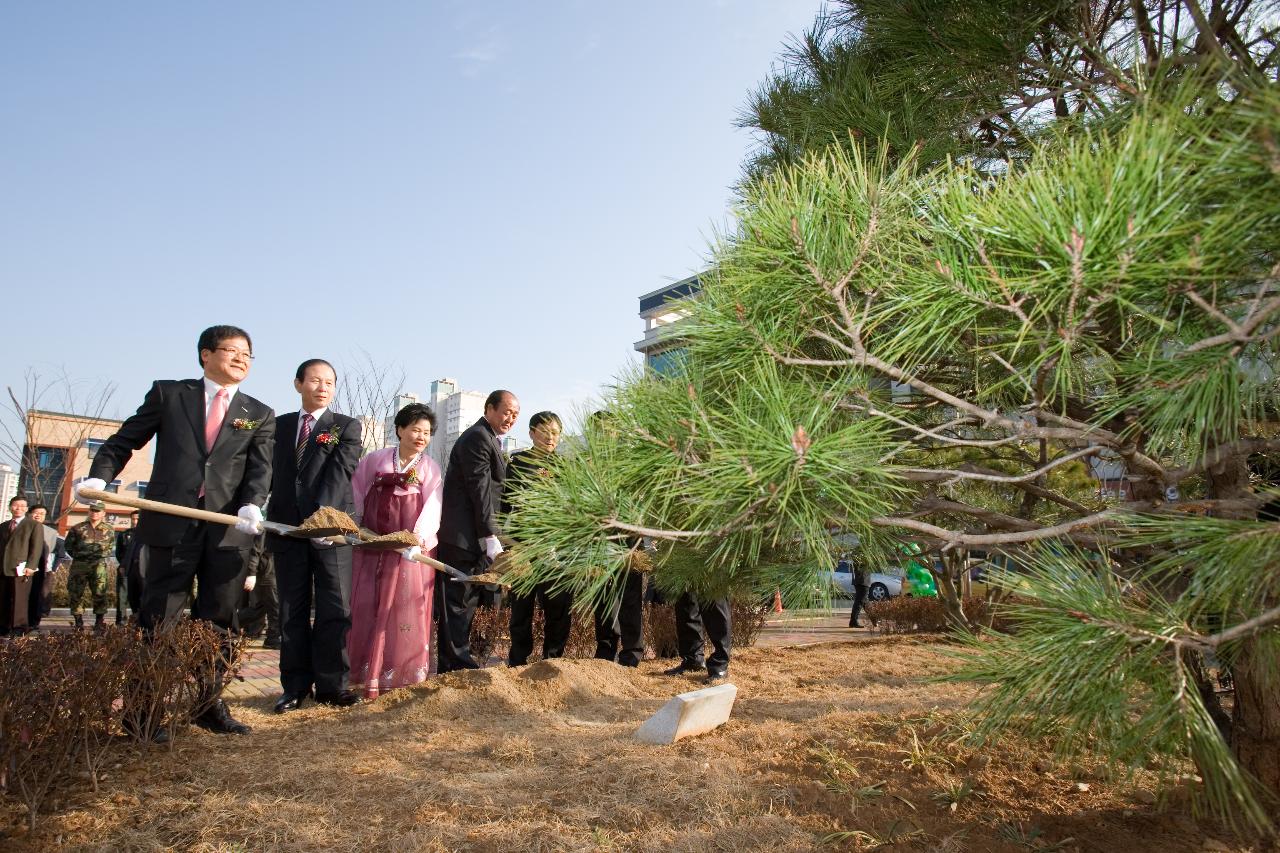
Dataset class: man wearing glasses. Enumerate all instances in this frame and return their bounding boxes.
[79,325,275,738]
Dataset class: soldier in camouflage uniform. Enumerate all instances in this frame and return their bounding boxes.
[64,500,116,630]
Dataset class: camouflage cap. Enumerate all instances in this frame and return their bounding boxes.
[87,500,106,511]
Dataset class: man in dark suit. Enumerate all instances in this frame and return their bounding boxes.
[436,389,520,672]
[502,411,573,666]
[80,324,275,737]
[2,501,43,636]
[267,358,363,713]
[0,495,28,635]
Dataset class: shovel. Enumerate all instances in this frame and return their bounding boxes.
[75,488,475,582]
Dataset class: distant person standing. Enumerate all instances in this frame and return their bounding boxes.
[436,390,519,672]
[0,495,29,635]
[2,501,44,636]
[587,411,645,668]
[27,505,60,630]
[847,557,873,629]
[114,511,140,624]
[64,500,116,631]
[663,590,732,684]
[238,537,281,648]
[503,411,572,666]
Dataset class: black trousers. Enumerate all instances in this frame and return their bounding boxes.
[508,582,573,666]
[138,521,250,635]
[238,552,280,641]
[274,540,351,697]
[115,561,128,623]
[435,543,484,672]
[594,570,645,666]
[848,583,869,626]
[674,592,732,675]
[28,568,47,628]
[126,545,146,615]
[6,576,32,635]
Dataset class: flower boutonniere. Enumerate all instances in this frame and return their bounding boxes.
[403,467,421,487]
[231,418,260,431]
[315,426,342,448]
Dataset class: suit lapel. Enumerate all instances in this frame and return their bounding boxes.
[182,381,207,453]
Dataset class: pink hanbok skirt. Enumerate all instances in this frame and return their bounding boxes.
[347,473,435,698]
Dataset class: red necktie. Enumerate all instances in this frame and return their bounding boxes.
[205,389,229,452]
[296,413,313,468]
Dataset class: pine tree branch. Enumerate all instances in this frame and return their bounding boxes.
[870,508,1120,548]
[1068,603,1280,651]
[901,445,1101,485]
[1165,437,1280,483]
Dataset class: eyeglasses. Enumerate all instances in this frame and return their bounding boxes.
[216,346,255,360]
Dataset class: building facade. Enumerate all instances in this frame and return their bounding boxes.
[634,272,703,376]
[426,380,487,474]
[20,409,156,533]
[0,463,17,512]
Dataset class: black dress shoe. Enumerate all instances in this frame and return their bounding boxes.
[704,670,728,685]
[193,700,252,735]
[262,636,282,650]
[274,692,308,714]
[662,662,703,676]
[314,689,361,708]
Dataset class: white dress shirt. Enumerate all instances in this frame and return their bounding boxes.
[297,407,328,444]
[203,376,240,413]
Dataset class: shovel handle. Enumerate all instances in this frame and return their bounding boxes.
[77,488,241,527]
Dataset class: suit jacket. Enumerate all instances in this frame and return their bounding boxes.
[40,524,60,571]
[266,410,363,549]
[3,516,45,577]
[0,517,21,567]
[438,417,506,555]
[89,378,276,547]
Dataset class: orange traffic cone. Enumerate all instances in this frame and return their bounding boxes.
[772,589,784,613]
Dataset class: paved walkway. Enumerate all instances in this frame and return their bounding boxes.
[34,606,870,700]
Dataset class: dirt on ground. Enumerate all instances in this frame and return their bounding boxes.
[1,639,1268,852]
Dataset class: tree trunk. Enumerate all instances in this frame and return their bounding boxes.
[1231,641,1280,800]
[1207,448,1280,806]
[933,551,974,632]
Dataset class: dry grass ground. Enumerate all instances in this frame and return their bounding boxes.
[1,639,1265,852]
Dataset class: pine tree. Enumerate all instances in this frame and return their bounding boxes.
[508,1,1280,832]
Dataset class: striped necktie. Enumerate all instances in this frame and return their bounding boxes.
[296,413,313,468]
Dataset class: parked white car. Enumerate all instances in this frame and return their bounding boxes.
[819,564,904,601]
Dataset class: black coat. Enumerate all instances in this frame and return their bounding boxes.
[438,417,505,555]
[265,410,363,542]
[89,379,276,547]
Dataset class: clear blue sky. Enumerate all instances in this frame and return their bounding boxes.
[1,1,822,434]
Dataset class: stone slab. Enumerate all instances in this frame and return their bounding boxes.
[634,682,738,744]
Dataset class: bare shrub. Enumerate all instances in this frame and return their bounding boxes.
[0,620,249,829]
[865,596,1021,635]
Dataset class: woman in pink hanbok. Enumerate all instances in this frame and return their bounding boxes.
[347,403,443,699]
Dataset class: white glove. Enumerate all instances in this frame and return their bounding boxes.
[483,535,503,561]
[310,537,334,549]
[243,575,257,592]
[15,562,26,577]
[401,545,422,561]
[235,504,264,535]
[74,478,107,503]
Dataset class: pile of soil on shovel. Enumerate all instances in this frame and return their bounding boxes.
[294,506,360,536]
[2,642,1259,852]
[356,528,419,549]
